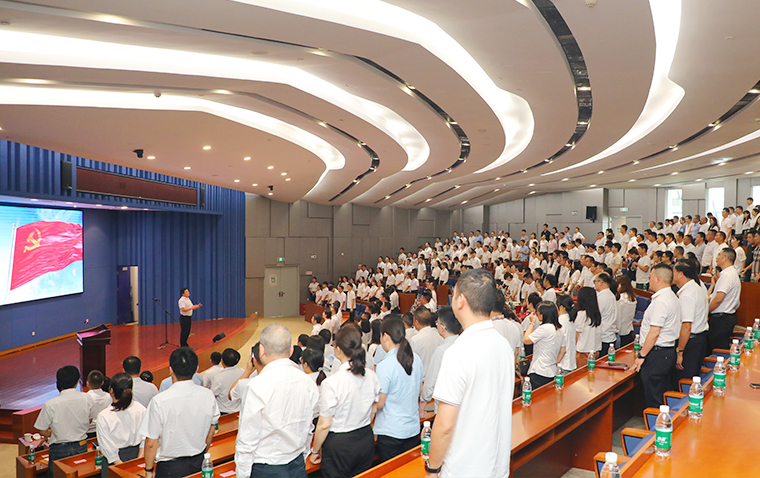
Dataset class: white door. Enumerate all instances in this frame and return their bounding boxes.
[264,266,300,317]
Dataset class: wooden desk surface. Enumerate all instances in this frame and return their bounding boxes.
[629,350,760,477]
[358,347,638,478]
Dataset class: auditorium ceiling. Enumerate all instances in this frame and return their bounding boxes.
[0,0,758,208]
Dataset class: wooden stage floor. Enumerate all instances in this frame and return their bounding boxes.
[0,318,244,411]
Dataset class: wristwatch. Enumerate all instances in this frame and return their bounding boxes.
[144,466,154,472]
[310,448,321,455]
[637,352,646,359]
[425,459,443,474]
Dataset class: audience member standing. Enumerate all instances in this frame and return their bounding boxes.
[575,287,602,355]
[34,366,95,478]
[594,273,619,354]
[672,260,710,384]
[632,264,681,408]
[202,352,224,388]
[523,302,566,388]
[85,370,113,438]
[426,270,514,478]
[211,348,245,414]
[707,248,742,351]
[420,307,461,413]
[123,356,157,408]
[140,347,220,478]
[96,373,146,473]
[409,308,443,372]
[374,316,424,462]
[557,295,577,373]
[310,327,380,478]
[616,276,637,347]
[236,325,319,478]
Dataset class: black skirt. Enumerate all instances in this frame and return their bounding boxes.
[321,425,374,478]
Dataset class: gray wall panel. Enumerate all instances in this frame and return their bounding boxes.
[270,200,289,237]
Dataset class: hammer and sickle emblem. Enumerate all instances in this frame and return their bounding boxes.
[23,228,42,252]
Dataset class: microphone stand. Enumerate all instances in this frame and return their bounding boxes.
[154,298,179,350]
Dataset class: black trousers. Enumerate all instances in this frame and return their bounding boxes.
[48,441,87,478]
[619,332,635,347]
[250,455,308,478]
[602,341,616,359]
[672,332,707,386]
[321,425,374,478]
[708,313,737,353]
[528,373,553,389]
[376,434,420,463]
[179,315,192,347]
[155,452,204,478]
[640,346,676,409]
[103,445,140,478]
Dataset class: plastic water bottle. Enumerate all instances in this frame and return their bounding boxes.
[420,421,432,460]
[729,339,741,371]
[27,446,35,464]
[201,453,213,478]
[633,334,641,353]
[94,445,102,470]
[754,319,760,344]
[588,351,596,370]
[214,421,219,433]
[714,356,727,394]
[555,365,564,390]
[608,343,616,362]
[688,376,703,419]
[654,405,672,457]
[600,452,621,478]
[744,327,754,355]
[522,377,532,406]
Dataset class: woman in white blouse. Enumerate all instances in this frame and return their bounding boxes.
[522,301,566,388]
[557,295,577,373]
[431,261,442,284]
[575,287,603,356]
[731,235,746,274]
[95,373,146,475]
[616,276,637,346]
[301,348,327,424]
[309,327,380,478]
[439,263,450,286]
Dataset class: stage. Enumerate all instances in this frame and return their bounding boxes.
[0,316,257,412]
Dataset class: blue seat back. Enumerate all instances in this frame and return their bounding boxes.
[646,410,677,430]
[710,352,730,359]
[704,360,717,369]
[680,381,691,393]
[636,296,651,312]
[700,369,714,383]
[665,395,688,411]
[623,432,654,457]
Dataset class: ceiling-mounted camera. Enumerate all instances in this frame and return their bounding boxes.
[133,149,144,158]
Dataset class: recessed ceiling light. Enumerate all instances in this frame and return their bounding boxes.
[577,86,591,91]
[578,121,588,125]
[590,185,596,187]
[522,169,528,174]
[696,179,703,182]
[385,195,391,199]
[671,172,678,175]
[244,156,251,161]
[494,189,500,192]
[96,204,103,207]
[746,171,754,175]
[426,176,432,180]
[529,191,536,195]
[202,145,211,150]
[713,124,721,131]
[285,178,291,181]
[718,162,725,166]
[405,184,411,188]
[750,89,760,94]
[633,160,640,165]
[562,178,568,181]
[454,185,461,189]
[528,183,534,187]
[449,121,458,125]
[30,198,38,201]
[495,177,501,180]
[425,198,431,202]
[598,171,604,174]
[184,166,191,170]
[654,184,661,187]
[629,179,635,182]
[121,206,128,209]
[267,166,274,169]
[65,202,73,205]
[0,126,3,130]
[234,179,240,183]
[147,155,155,160]
[252,183,258,186]
[267,192,273,196]
[461,200,468,204]
[565,143,573,147]
[281,172,287,176]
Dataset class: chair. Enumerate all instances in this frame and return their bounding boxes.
[635,296,651,313]
[593,452,628,478]
[663,392,688,412]
[643,407,677,430]
[620,428,655,457]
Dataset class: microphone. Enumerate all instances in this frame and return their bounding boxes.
[153,298,159,302]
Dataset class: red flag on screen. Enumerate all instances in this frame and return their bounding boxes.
[10,221,83,290]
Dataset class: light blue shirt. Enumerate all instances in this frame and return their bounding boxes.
[373,347,424,439]
[159,372,204,392]
[374,344,388,365]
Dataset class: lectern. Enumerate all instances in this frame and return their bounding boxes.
[77,325,111,385]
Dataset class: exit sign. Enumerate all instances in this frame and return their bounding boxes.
[620,207,629,212]
[278,257,283,262]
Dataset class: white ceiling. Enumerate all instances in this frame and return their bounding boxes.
[0,0,759,207]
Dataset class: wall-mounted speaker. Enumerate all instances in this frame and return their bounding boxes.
[586,206,597,222]
[200,187,205,208]
[61,161,73,191]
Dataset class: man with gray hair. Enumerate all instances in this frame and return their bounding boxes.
[708,248,741,351]
[236,324,319,478]
[632,263,681,408]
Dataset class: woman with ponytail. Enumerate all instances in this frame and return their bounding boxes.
[374,315,424,463]
[95,372,146,475]
[557,295,577,373]
[310,326,380,478]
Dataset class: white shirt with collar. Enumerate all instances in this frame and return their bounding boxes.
[433,320,513,478]
[701,241,718,268]
[528,323,564,378]
[319,361,380,433]
[597,288,619,343]
[712,265,741,314]
[96,401,146,464]
[139,380,220,462]
[203,364,224,388]
[86,388,114,434]
[640,288,681,347]
[178,296,193,316]
[131,377,158,408]
[34,389,95,444]
[420,335,458,405]
[211,366,245,414]
[236,359,318,475]
[677,279,709,334]
[409,325,444,372]
[491,316,522,354]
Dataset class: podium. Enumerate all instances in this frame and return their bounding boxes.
[77,325,111,385]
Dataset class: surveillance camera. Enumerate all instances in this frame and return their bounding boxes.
[154,90,162,98]
[585,0,596,7]
[268,185,274,191]
[133,149,144,158]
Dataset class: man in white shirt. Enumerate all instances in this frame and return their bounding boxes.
[490,291,522,358]
[202,352,224,388]
[632,264,681,408]
[720,208,735,237]
[427,269,513,478]
[594,273,619,354]
[398,247,407,264]
[708,248,742,351]
[211,348,245,414]
[594,232,605,248]
[123,356,158,408]
[700,230,718,273]
[420,307,460,414]
[409,308,444,372]
[35,366,96,474]
[632,244,651,289]
[710,231,730,272]
[673,260,710,384]
[85,370,113,437]
[573,227,585,242]
[237,325,319,478]
[140,347,220,478]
